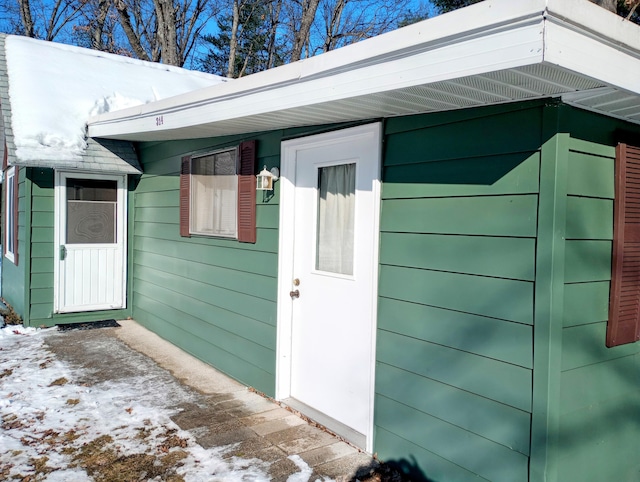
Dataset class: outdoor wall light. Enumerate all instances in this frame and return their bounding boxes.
[256,166,279,191]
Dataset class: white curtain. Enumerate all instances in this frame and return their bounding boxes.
[191,151,237,237]
[316,163,356,275]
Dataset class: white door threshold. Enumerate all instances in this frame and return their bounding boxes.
[282,397,366,450]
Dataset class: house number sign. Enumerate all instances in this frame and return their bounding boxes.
[155,115,164,126]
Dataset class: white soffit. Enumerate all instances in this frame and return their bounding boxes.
[87,0,640,142]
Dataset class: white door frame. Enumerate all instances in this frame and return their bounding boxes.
[276,123,382,452]
[54,171,127,313]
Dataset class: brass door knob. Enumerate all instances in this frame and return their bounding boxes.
[289,290,300,299]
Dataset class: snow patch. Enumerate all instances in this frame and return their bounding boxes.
[0,326,322,481]
[4,35,225,163]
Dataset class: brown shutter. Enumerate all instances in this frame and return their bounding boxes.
[607,143,640,347]
[179,155,191,237]
[237,140,256,243]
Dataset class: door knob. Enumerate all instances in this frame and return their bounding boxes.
[289,289,300,299]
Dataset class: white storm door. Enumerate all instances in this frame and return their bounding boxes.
[277,124,382,451]
[55,172,127,313]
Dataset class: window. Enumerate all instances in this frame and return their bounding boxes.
[607,142,640,347]
[4,166,18,264]
[180,140,256,243]
[66,178,117,244]
[316,163,356,275]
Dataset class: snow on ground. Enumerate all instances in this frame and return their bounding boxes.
[5,36,226,162]
[0,326,317,481]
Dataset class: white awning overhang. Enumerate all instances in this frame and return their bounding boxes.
[87,0,640,142]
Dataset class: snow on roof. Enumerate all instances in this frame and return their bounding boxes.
[3,35,226,163]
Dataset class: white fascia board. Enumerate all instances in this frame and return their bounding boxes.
[546,0,640,55]
[91,0,547,121]
[88,9,546,140]
[543,17,640,95]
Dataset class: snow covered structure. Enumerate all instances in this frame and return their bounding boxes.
[0,34,225,321]
[4,0,640,480]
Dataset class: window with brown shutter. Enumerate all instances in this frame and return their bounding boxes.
[178,141,256,243]
[607,143,640,347]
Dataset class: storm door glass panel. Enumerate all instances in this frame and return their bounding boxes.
[191,149,238,237]
[316,163,356,275]
[66,179,117,244]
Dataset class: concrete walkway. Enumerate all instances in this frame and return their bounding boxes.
[43,319,380,481]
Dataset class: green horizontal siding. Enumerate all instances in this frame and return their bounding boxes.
[557,108,640,482]
[566,151,614,198]
[29,168,55,326]
[561,355,639,412]
[378,330,532,412]
[134,236,277,276]
[134,299,275,395]
[556,394,640,482]
[378,298,532,368]
[374,427,487,482]
[565,197,612,240]
[561,322,639,371]
[133,217,278,250]
[562,281,609,327]
[384,103,542,166]
[134,265,275,326]
[382,152,540,199]
[375,396,529,482]
[375,104,541,480]
[134,249,275,301]
[379,265,534,324]
[380,232,535,281]
[564,240,612,283]
[377,363,531,454]
[131,130,287,394]
[381,195,538,237]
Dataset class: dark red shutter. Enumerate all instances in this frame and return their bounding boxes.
[12,166,18,266]
[607,143,640,347]
[179,155,191,237]
[237,140,256,243]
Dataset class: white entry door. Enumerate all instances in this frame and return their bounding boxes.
[277,124,382,451]
[55,172,127,313]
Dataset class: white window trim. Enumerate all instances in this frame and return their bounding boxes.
[189,147,239,239]
[4,166,16,263]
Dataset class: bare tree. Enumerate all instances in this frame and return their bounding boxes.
[19,0,35,36]
[113,0,215,66]
[265,0,284,69]
[317,0,413,54]
[114,0,157,61]
[290,0,320,61]
[12,0,86,40]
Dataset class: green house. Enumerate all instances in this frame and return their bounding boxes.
[3,0,640,480]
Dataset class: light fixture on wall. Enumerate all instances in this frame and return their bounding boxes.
[256,166,279,191]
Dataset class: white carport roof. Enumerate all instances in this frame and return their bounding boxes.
[88,0,640,142]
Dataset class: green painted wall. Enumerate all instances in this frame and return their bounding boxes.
[375,102,543,481]
[133,131,287,396]
[555,109,640,482]
[2,166,27,318]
